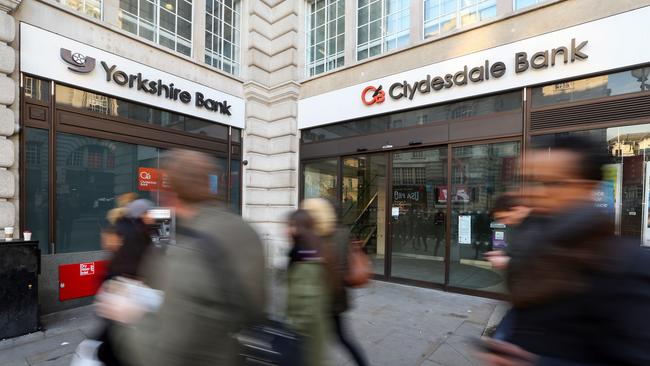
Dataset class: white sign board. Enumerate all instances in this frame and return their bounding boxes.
[20,23,244,128]
[298,6,650,129]
[458,215,472,245]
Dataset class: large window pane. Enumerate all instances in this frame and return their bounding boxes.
[25,128,50,254]
[342,154,387,275]
[56,133,161,253]
[390,148,448,283]
[205,0,242,75]
[230,159,241,214]
[357,0,409,61]
[531,123,650,245]
[532,66,650,108]
[23,76,51,103]
[514,0,544,10]
[119,0,193,57]
[304,159,338,201]
[306,0,345,76]
[57,0,103,19]
[449,141,521,293]
[424,0,496,38]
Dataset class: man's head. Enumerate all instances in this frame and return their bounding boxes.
[525,135,608,214]
[164,149,218,207]
[492,193,530,226]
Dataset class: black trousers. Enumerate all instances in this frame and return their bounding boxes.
[332,313,369,366]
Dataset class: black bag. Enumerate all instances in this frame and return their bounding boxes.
[179,226,304,366]
[236,319,304,366]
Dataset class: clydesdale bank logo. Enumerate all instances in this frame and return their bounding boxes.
[58,48,232,116]
[361,38,589,106]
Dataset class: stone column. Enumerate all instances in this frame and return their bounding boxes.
[344,0,356,66]
[192,0,207,64]
[243,0,301,269]
[102,0,120,26]
[410,0,423,44]
[497,0,514,15]
[0,0,21,237]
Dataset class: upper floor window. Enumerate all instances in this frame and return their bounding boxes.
[57,0,102,19]
[424,0,496,38]
[306,0,345,77]
[514,0,546,10]
[205,0,242,75]
[119,0,193,57]
[357,0,410,61]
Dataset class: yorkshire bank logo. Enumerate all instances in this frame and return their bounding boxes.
[60,48,96,73]
[361,85,385,106]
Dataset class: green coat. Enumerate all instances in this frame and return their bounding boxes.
[113,203,266,366]
[286,262,331,366]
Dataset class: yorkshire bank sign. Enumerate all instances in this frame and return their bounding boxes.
[20,23,244,128]
[298,7,650,129]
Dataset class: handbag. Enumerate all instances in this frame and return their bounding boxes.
[345,240,372,287]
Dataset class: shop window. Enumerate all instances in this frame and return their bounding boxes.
[23,76,50,103]
[532,66,650,108]
[357,0,410,61]
[230,159,241,214]
[531,123,650,245]
[55,84,229,140]
[205,0,241,75]
[25,128,50,254]
[303,159,338,202]
[514,0,546,10]
[306,0,345,77]
[119,0,192,57]
[302,91,522,143]
[424,0,496,38]
[56,0,102,19]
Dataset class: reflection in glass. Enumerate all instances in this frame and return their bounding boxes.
[532,66,650,108]
[304,159,338,202]
[342,154,387,275]
[531,123,650,246]
[302,91,522,143]
[56,133,161,253]
[449,141,520,293]
[23,76,50,103]
[55,84,229,140]
[25,128,50,254]
[390,148,447,283]
[230,159,241,214]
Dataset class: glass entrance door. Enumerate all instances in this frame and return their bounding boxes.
[390,148,448,283]
[342,154,388,275]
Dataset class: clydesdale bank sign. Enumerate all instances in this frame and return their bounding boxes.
[361,38,588,106]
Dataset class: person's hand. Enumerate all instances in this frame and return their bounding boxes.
[477,338,537,366]
[484,251,511,270]
[94,279,149,325]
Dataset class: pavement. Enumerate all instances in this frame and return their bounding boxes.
[0,281,505,366]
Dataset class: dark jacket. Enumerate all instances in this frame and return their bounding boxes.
[506,205,650,365]
[331,226,350,315]
[113,203,266,366]
[107,217,152,279]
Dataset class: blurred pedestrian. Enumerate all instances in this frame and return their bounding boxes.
[286,208,332,366]
[97,149,266,366]
[481,135,650,365]
[302,198,370,366]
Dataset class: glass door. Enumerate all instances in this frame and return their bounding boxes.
[342,154,388,276]
[390,148,448,283]
[449,140,521,293]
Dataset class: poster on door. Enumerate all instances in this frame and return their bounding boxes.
[458,215,472,245]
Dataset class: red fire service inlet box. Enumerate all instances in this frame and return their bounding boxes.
[59,261,108,301]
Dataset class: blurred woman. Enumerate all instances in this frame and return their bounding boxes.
[286,208,333,366]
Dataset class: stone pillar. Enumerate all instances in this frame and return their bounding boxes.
[0,1,21,236]
[102,0,120,26]
[243,0,300,269]
[410,0,423,44]
[192,0,207,64]
[344,0,356,66]
[497,0,514,15]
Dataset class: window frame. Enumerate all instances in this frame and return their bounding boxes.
[119,0,194,57]
[356,0,411,62]
[204,0,242,76]
[305,0,346,77]
[57,0,104,20]
[422,0,497,39]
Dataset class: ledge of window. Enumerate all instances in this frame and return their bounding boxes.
[34,0,245,85]
[300,0,566,84]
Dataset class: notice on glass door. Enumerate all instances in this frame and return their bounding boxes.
[458,215,472,244]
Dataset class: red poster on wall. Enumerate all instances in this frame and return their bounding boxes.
[138,167,159,191]
[59,261,109,301]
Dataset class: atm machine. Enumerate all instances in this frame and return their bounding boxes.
[147,207,175,247]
